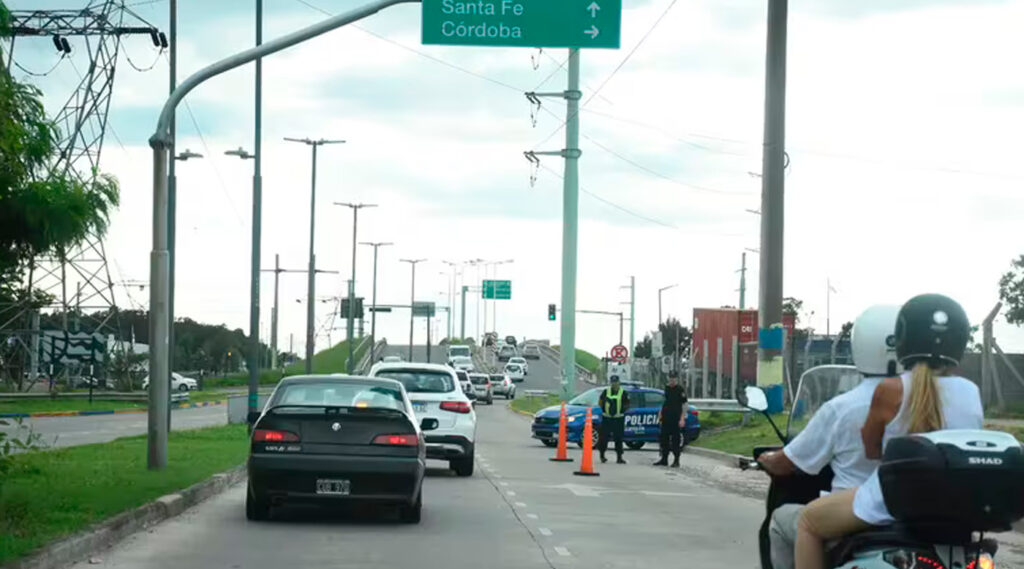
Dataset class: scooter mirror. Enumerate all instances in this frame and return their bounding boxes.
[741,385,769,412]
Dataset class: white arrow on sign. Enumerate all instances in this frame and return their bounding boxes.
[587,2,601,17]
[584,25,599,39]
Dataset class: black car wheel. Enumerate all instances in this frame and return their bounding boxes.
[626,442,645,450]
[178,384,189,392]
[576,428,600,449]
[452,455,474,477]
[541,439,557,448]
[399,490,422,524]
[246,488,270,521]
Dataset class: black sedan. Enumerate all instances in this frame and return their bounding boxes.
[246,375,438,523]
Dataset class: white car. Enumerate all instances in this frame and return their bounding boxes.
[489,373,516,399]
[381,355,403,363]
[450,356,475,373]
[142,372,198,392]
[497,345,517,362]
[468,373,493,405]
[369,362,477,477]
[446,344,472,366]
[504,362,526,382]
[508,356,529,375]
[522,344,542,360]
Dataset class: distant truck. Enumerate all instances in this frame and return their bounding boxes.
[691,308,795,383]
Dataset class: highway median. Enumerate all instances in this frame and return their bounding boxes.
[0,424,249,566]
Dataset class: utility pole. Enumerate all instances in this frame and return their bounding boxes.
[360,241,392,364]
[224,145,261,415]
[757,0,788,385]
[401,259,426,361]
[620,276,635,352]
[335,202,377,372]
[260,255,310,369]
[658,284,678,328]
[284,137,345,373]
[523,48,581,402]
[738,252,747,309]
[460,285,468,340]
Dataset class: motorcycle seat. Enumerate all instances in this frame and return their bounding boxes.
[827,523,966,566]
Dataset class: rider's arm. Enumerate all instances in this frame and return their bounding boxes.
[758,449,797,476]
[861,378,902,459]
[773,402,837,476]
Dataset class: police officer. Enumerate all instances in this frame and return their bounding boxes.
[598,375,630,464]
[654,370,687,467]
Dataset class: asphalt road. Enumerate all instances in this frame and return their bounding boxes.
[2,405,226,448]
[69,399,764,569]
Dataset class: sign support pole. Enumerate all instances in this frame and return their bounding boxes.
[559,48,582,404]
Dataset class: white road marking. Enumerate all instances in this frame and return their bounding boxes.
[507,491,516,496]
[526,513,539,519]
[554,546,571,557]
[493,474,502,478]
[640,490,697,497]
[514,501,526,507]
[500,482,510,486]
[539,527,553,536]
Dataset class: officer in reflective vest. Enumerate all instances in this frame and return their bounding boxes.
[597,375,630,464]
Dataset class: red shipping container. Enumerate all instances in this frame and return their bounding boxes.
[692,308,796,382]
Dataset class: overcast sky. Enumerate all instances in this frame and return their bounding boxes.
[8,0,1024,359]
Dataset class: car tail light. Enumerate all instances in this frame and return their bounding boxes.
[372,434,420,446]
[689,409,699,417]
[440,401,472,414]
[253,429,299,442]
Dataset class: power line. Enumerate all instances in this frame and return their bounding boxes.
[536,163,676,229]
[180,97,246,227]
[294,0,524,93]
[582,134,753,196]
[532,0,680,149]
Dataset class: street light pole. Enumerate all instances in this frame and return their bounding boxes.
[335,202,377,372]
[401,259,426,361]
[620,276,635,352]
[284,137,345,373]
[360,242,392,364]
[224,146,260,415]
[261,255,307,370]
[167,148,201,430]
[657,284,678,327]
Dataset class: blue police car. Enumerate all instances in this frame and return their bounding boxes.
[530,386,701,449]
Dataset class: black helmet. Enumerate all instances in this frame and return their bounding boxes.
[894,293,970,369]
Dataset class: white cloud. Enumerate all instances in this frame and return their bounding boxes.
[9,0,1024,359]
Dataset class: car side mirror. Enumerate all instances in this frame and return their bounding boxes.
[247,411,261,425]
[420,418,440,431]
[738,385,769,413]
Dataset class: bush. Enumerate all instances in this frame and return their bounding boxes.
[0,418,46,494]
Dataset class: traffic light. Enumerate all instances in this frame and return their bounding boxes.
[548,304,556,321]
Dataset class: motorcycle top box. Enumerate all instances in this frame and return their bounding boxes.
[880,429,1024,533]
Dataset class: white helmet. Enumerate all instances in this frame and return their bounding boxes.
[851,305,901,377]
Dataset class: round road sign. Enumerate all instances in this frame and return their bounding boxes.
[610,344,628,363]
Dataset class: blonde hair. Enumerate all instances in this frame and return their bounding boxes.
[906,362,944,433]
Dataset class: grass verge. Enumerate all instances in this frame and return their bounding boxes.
[692,413,788,456]
[0,424,248,565]
[204,338,370,389]
[552,345,602,374]
[510,394,561,415]
[0,399,146,414]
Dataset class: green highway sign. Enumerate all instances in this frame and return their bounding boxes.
[412,301,436,318]
[482,280,512,300]
[421,0,621,49]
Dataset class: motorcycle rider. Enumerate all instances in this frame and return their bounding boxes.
[757,304,900,569]
[794,293,983,569]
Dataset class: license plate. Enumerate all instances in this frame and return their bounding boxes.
[412,402,427,413]
[315,479,350,495]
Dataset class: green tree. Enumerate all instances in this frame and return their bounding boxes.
[998,255,1024,326]
[0,6,120,303]
[634,317,691,359]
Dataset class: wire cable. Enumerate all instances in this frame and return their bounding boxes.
[294,0,525,93]
[179,96,246,227]
[10,53,66,78]
[122,43,164,72]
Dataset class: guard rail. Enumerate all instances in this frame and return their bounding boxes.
[0,391,189,403]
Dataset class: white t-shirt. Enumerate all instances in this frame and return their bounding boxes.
[783,378,882,494]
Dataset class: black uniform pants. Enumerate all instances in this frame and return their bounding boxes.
[597,416,625,457]
[659,412,682,457]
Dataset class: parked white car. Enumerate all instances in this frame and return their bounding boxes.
[450,356,475,373]
[142,372,198,392]
[369,362,477,476]
[504,362,526,382]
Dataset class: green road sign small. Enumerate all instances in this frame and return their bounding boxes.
[482,280,511,300]
[412,301,436,318]
[422,0,621,49]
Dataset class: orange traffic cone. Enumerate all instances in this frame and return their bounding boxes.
[574,407,600,477]
[549,402,574,462]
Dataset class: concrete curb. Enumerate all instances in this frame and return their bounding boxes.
[2,465,247,569]
[684,445,745,468]
[508,404,535,419]
[0,400,226,420]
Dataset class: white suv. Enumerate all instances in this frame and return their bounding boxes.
[450,356,474,373]
[369,362,477,477]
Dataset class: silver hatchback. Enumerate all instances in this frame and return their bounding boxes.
[468,373,493,405]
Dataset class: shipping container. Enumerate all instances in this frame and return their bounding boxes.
[691,308,795,383]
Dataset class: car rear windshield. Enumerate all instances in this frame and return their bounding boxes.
[469,375,489,385]
[506,364,521,372]
[374,369,455,393]
[452,356,472,364]
[273,381,405,412]
[448,346,471,357]
[490,375,504,381]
